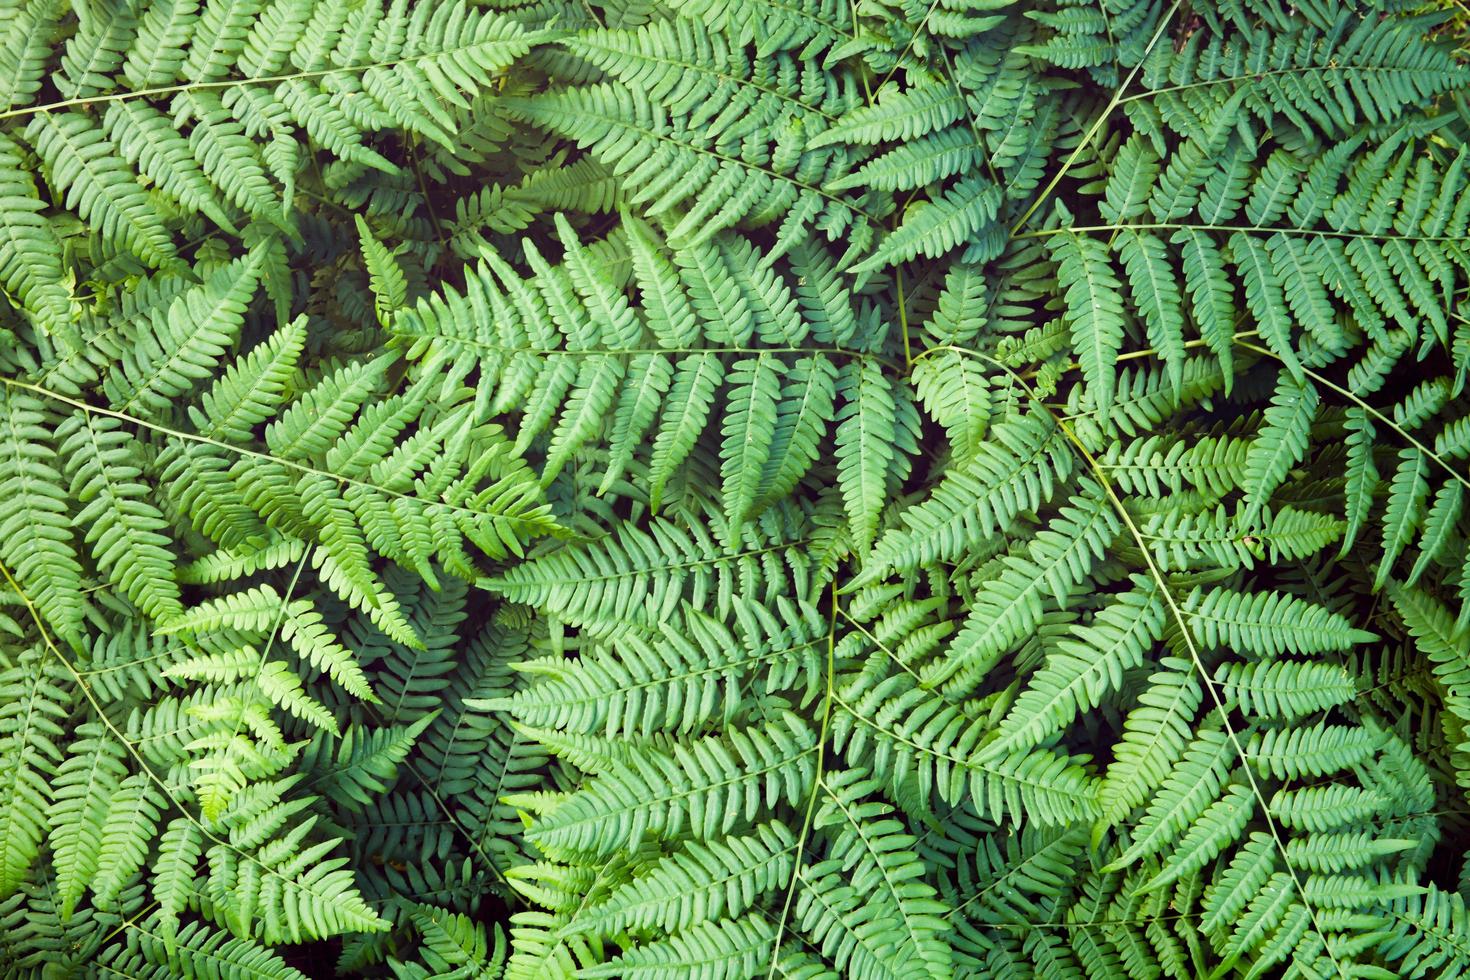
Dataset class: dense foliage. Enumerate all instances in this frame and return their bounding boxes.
[0,0,1469,975]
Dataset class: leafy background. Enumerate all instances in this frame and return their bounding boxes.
[1,0,1469,976]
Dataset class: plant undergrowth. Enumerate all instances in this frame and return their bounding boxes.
[1,0,1470,976]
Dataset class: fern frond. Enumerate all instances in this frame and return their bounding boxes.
[491,599,823,737]
[1049,228,1126,418]
[57,411,182,621]
[856,411,1072,585]
[831,667,1097,826]
[981,582,1164,761]
[1184,587,1376,656]
[528,713,817,857]
[1218,660,1357,721]
[578,913,774,980]
[928,481,1120,697]
[1377,447,1431,591]
[99,918,311,980]
[0,387,82,639]
[486,507,825,633]
[0,651,68,898]
[1097,657,1202,830]
[46,725,131,919]
[1241,372,1319,527]
[23,111,176,268]
[573,821,796,936]
[103,248,264,418]
[849,176,1002,280]
[0,133,71,335]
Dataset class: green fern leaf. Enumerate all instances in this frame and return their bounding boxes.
[579,913,774,980]
[1341,407,1379,556]
[1241,372,1319,527]
[103,248,264,418]
[104,100,238,234]
[849,176,1002,280]
[1116,230,1185,390]
[928,481,1120,697]
[1218,660,1357,720]
[982,582,1164,761]
[91,772,164,913]
[1185,587,1375,656]
[530,713,817,857]
[1103,730,1233,873]
[814,768,953,978]
[834,359,896,552]
[23,111,176,267]
[0,387,83,639]
[1232,233,1303,380]
[0,652,68,898]
[190,314,307,442]
[58,411,182,621]
[1247,723,1383,780]
[1050,228,1126,418]
[572,821,796,936]
[152,816,203,936]
[911,348,991,458]
[1405,481,1462,587]
[0,133,71,334]
[1097,657,1202,831]
[356,215,408,324]
[721,355,783,543]
[303,712,437,811]
[1376,447,1431,591]
[1173,229,1236,388]
[857,411,1072,584]
[46,725,130,918]
[0,0,59,113]
[0,3,1465,975]
[755,355,838,511]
